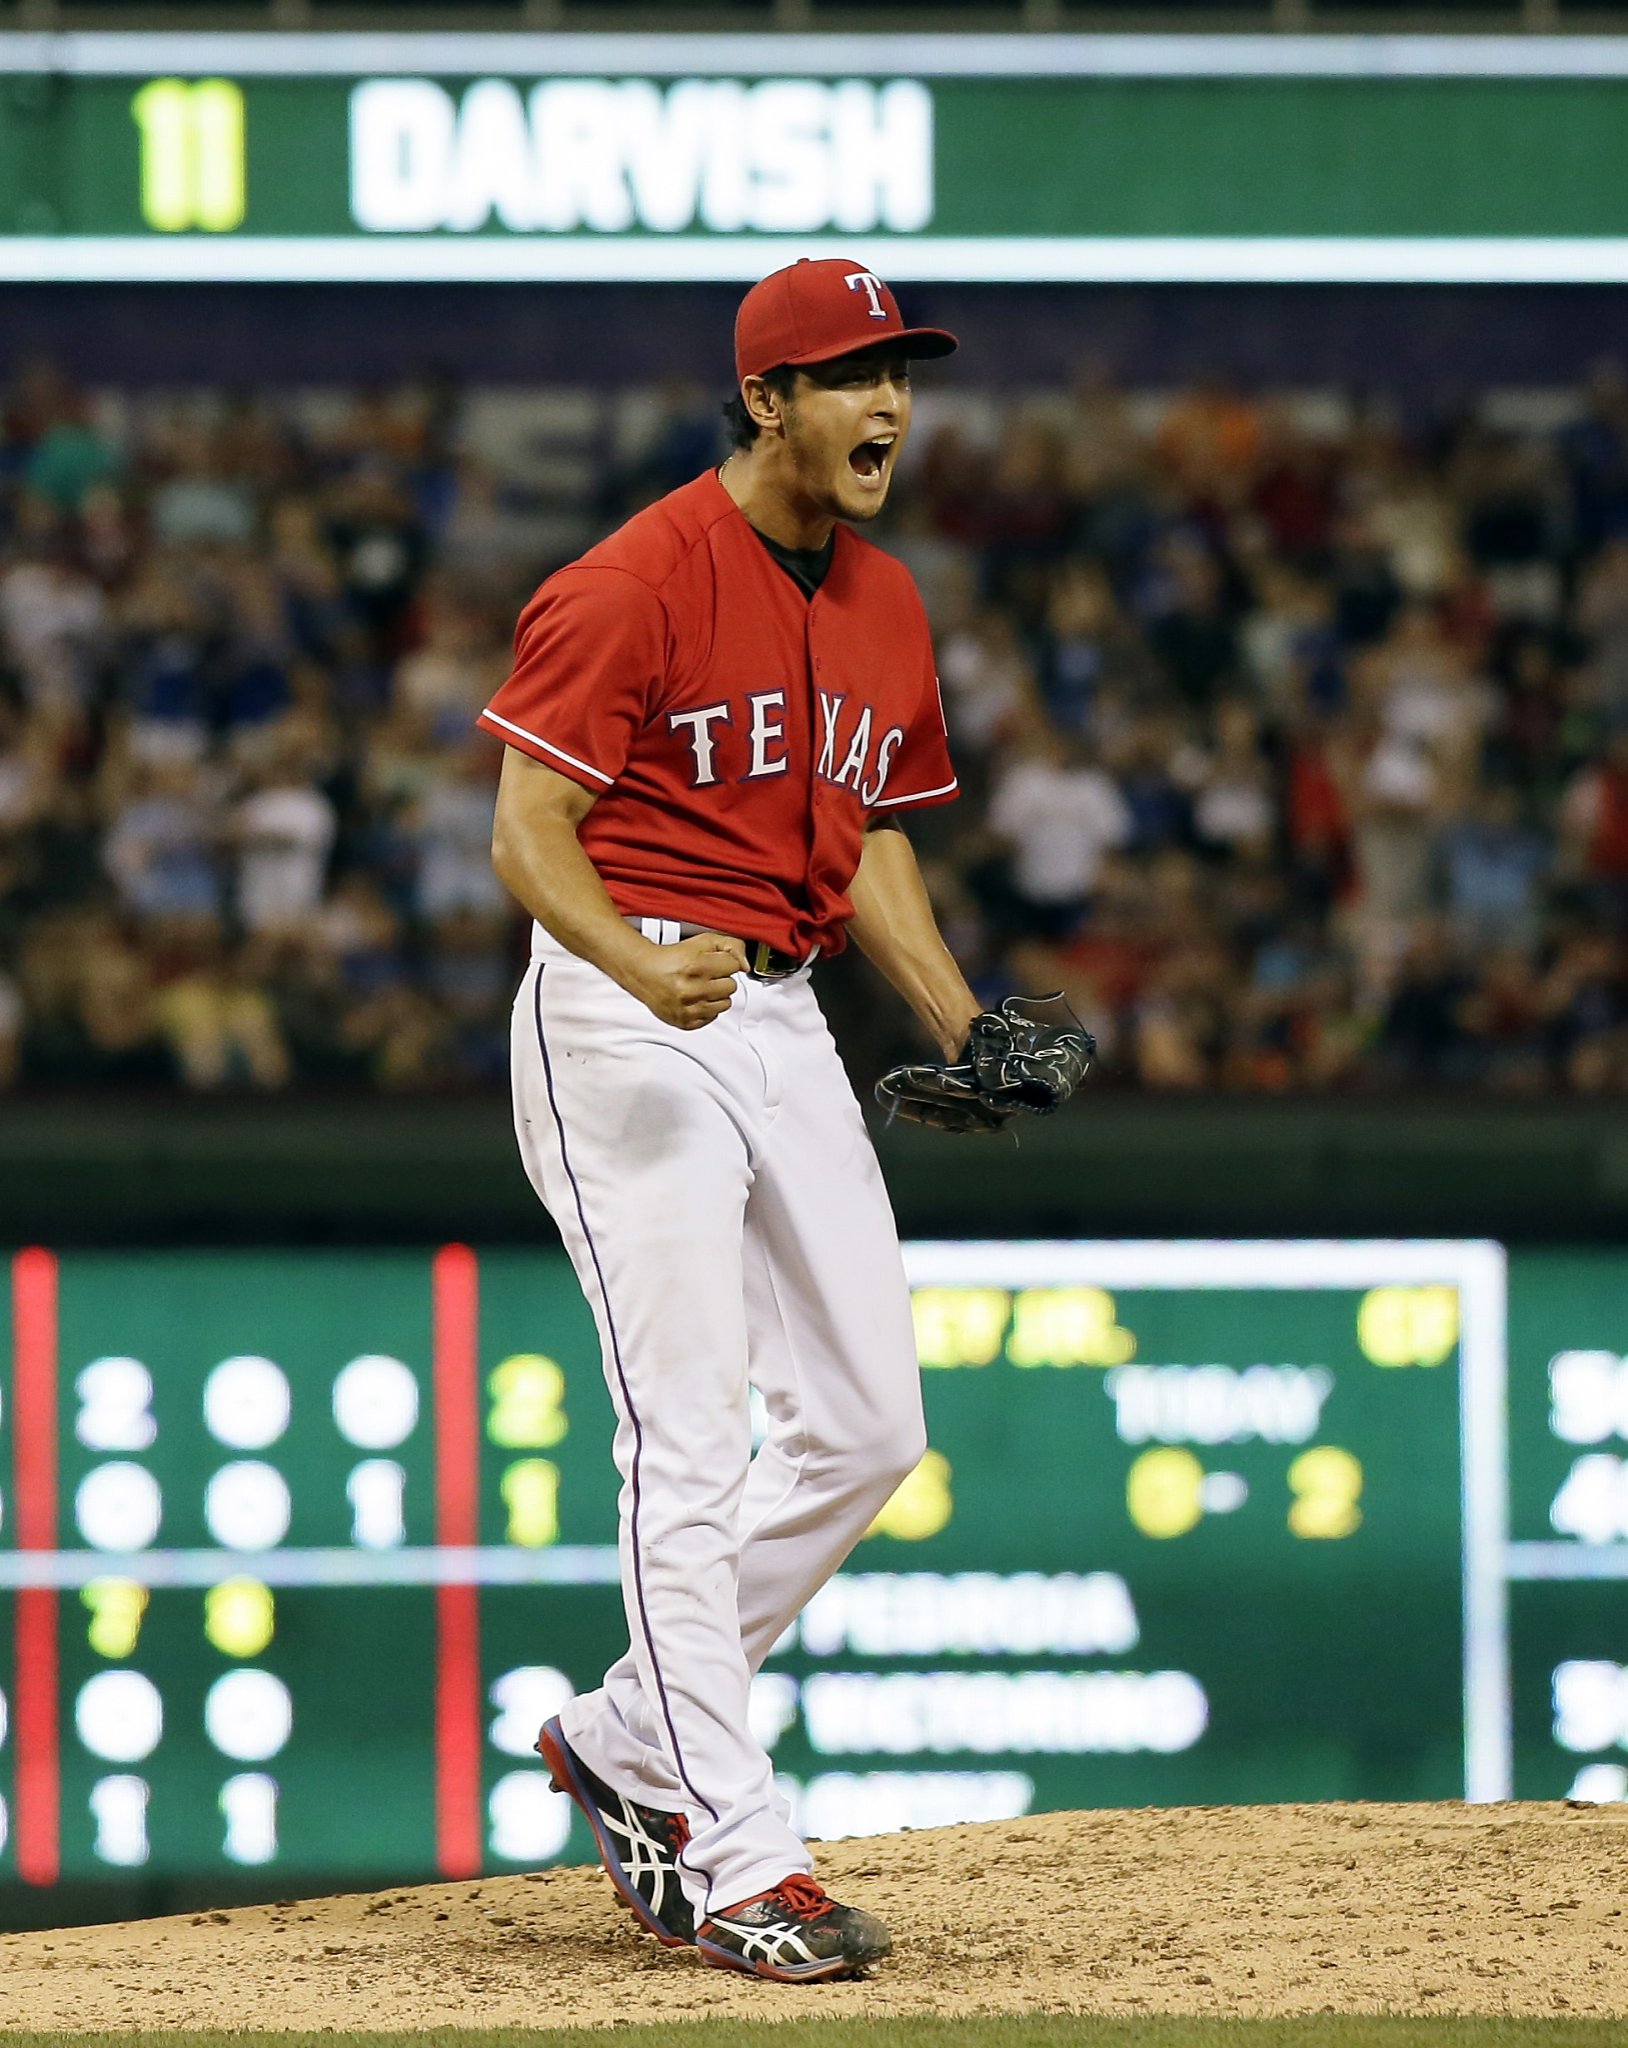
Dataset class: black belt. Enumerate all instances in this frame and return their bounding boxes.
[629,916,811,982]
[738,938,809,981]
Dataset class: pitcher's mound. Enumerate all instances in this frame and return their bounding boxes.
[3,1801,1625,2031]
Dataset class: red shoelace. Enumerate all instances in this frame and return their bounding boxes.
[773,1874,836,1921]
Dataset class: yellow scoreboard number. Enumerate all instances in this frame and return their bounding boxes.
[487,1354,569,1549]
[131,80,246,233]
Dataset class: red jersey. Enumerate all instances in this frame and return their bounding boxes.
[478,470,958,956]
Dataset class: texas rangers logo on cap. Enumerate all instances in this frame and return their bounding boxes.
[845,271,888,318]
[734,257,958,383]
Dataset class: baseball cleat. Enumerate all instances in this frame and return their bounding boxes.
[697,1874,892,1982]
[535,1716,696,1947]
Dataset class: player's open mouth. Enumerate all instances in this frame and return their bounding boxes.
[848,437,895,485]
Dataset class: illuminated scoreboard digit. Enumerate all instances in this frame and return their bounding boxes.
[130,79,247,234]
[0,1238,1517,1901]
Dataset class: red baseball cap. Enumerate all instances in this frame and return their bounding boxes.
[734,258,958,383]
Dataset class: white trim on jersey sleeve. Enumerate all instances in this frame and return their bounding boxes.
[869,776,960,810]
[478,709,616,786]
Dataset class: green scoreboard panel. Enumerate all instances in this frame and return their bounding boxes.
[8,35,1628,282]
[0,1239,1512,1891]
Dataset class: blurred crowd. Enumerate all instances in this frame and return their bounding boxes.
[6,351,1628,1095]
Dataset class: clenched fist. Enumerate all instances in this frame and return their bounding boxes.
[629,931,748,1030]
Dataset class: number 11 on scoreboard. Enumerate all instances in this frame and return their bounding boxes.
[131,80,246,234]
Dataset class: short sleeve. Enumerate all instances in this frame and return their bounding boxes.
[477,567,666,792]
[869,633,960,815]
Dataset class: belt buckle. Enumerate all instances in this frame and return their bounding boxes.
[749,939,775,979]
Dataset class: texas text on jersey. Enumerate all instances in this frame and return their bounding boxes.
[479,468,958,960]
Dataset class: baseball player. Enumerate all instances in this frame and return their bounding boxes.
[480,258,977,1982]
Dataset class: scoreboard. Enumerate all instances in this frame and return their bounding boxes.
[0,1235,1618,1897]
[5,35,1628,283]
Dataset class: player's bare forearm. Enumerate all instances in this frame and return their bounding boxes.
[847,819,980,1060]
[491,751,655,980]
[491,750,744,1029]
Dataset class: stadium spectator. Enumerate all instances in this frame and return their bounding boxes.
[981,718,1131,938]
[410,734,504,924]
[231,740,339,937]
[1438,784,1550,953]
[0,527,104,726]
[152,923,292,1090]
[393,584,507,739]
[103,758,223,925]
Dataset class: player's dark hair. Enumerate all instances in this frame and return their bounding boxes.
[722,366,800,450]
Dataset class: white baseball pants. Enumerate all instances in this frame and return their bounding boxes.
[511,919,926,1916]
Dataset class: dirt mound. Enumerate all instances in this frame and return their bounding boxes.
[2,1801,1625,2029]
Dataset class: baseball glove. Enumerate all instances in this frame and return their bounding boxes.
[874,993,1096,1136]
